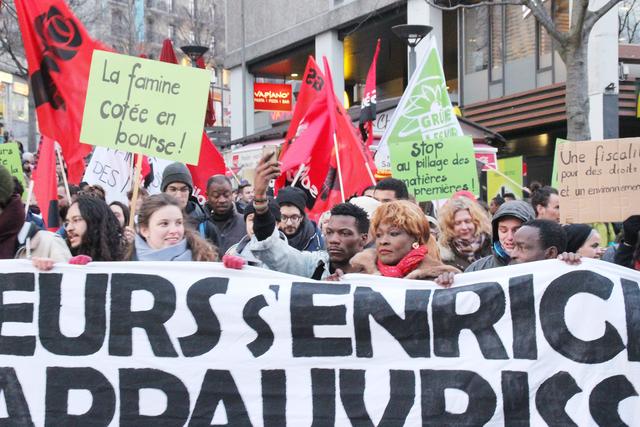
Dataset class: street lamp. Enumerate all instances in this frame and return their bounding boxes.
[180,45,209,67]
[391,24,433,78]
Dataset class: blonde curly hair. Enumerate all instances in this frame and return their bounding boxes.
[370,200,430,246]
[437,197,491,245]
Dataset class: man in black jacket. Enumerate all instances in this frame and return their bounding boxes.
[205,175,247,253]
[161,162,220,249]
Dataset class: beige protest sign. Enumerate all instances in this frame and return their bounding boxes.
[556,138,640,223]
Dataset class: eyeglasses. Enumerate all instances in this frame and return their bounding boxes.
[64,216,85,229]
[281,214,302,223]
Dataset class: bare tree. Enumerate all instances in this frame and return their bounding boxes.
[427,0,622,140]
[619,0,640,42]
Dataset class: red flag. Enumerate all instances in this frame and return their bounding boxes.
[32,136,59,229]
[159,39,226,193]
[15,0,110,184]
[196,56,216,127]
[359,39,381,147]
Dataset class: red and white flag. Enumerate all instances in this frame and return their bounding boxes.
[359,39,381,147]
[32,136,59,229]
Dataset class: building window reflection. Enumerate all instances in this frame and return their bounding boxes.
[465,6,489,73]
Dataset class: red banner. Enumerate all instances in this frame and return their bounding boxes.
[254,83,292,112]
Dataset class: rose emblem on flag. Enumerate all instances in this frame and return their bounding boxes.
[35,6,82,61]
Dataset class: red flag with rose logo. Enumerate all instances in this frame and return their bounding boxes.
[15,0,110,184]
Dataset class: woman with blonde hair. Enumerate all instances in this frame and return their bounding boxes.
[350,200,459,279]
[438,197,492,270]
[127,194,218,261]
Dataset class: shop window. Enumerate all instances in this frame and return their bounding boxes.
[464,6,489,73]
[490,6,504,81]
[11,93,28,122]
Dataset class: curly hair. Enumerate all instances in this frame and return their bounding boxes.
[438,197,492,245]
[69,195,126,261]
[531,185,558,214]
[133,194,217,262]
[370,200,430,245]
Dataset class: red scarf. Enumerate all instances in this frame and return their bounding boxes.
[377,245,428,278]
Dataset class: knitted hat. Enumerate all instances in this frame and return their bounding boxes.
[0,164,15,206]
[161,162,193,193]
[276,187,307,215]
[243,199,281,222]
[563,224,593,253]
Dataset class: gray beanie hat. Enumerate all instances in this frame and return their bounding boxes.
[161,162,194,193]
[0,164,15,206]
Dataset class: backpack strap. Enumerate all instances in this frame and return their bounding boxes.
[199,221,206,238]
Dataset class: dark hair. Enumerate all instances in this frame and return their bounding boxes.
[109,201,130,226]
[12,176,23,197]
[68,195,125,261]
[206,174,232,191]
[531,185,558,215]
[375,178,409,200]
[136,194,217,261]
[491,195,505,206]
[524,219,567,253]
[503,192,516,200]
[127,187,149,201]
[361,185,375,196]
[330,202,370,234]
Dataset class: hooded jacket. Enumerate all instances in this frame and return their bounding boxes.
[185,197,221,249]
[465,201,536,272]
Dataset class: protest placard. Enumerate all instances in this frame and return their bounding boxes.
[557,138,640,223]
[0,258,638,425]
[550,138,567,188]
[487,156,523,201]
[0,142,25,188]
[80,50,210,164]
[389,136,478,201]
[374,37,462,172]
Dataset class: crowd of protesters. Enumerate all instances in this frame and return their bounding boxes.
[1,150,639,281]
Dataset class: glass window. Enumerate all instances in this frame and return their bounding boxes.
[11,93,28,122]
[537,0,553,69]
[505,5,536,62]
[490,6,504,81]
[464,6,490,73]
[555,0,570,33]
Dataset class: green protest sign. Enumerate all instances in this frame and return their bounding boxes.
[551,138,568,188]
[0,142,25,188]
[487,156,523,200]
[80,50,210,165]
[375,37,462,172]
[389,136,478,201]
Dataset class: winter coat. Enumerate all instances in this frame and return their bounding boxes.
[465,201,536,273]
[185,198,220,248]
[249,226,331,280]
[226,230,288,268]
[14,223,71,262]
[206,204,247,254]
[350,248,459,280]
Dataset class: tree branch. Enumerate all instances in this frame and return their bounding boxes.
[424,0,524,11]
[585,0,623,30]
[522,0,568,44]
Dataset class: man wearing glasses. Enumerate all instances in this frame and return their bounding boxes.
[275,186,324,252]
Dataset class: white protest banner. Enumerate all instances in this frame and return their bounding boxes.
[375,37,463,172]
[83,147,173,204]
[0,259,638,425]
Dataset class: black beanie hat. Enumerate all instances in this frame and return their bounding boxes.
[0,164,15,206]
[276,187,307,215]
[244,199,281,221]
[161,162,194,193]
[563,224,593,253]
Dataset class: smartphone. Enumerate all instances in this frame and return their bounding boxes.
[262,145,278,161]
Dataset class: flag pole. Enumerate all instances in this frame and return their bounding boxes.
[24,180,34,217]
[291,164,305,187]
[55,146,71,203]
[333,133,346,202]
[227,167,241,186]
[128,154,143,229]
[483,164,526,191]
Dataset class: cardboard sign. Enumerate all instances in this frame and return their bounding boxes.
[253,83,292,112]
[375,37,462,172]
[0,142,25,188]
[80,50,210,164]
[487,156,523,201]
[557,138,640,223]
[1,258,639,425]
[389,136,478,201]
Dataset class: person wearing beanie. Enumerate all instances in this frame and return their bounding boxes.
[204,174,246,253]
[275,186,324,252]
[564,224,603,258]
[161,162,220,249]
